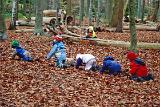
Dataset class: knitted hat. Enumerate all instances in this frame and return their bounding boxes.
[103,56,114,61]
[127,51,137,61]
[11,40,19,47]
[88,26,94,32]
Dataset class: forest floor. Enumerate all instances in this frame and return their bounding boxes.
[0,23,160,106]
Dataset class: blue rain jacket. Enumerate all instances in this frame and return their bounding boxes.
[100,56,121,75]
[14,47,32,61]
[46,41,66,66]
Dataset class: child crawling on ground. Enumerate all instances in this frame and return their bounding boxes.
[127,51,154,82]
[11,40,35,62]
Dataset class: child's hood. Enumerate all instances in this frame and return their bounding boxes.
[103,56,114,62]
[127,51,137,61]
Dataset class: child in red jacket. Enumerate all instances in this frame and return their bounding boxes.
[127,51,153,82]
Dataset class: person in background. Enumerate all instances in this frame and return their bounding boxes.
[46,35,66,68]
[99,56,121,75]
[11,40,33,61]
[85,26,97,38]
[127,51,154,82]
[75,54,98,71]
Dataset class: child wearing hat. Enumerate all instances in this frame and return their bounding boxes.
[85,26,97,38]
[11,40,32,61]
[75,54,97,71]
[46,35,66,68]
[127,51,153,82]
[99,56,121,75]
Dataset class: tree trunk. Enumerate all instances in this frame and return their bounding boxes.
[41,0,48,10]
[124,0,129,14]
[110,0,124,28]
[129,0,137,52]
[79,0,84,26]
[24,0,32,20]
[34,0,44,35]
[53,0,57,10]
[23,0,26,16]
[110,0,119,27]
[33,0,36,16]
[96,0,101,27]
[28,0,32,20]
[66,0,72,16]
[141,0,145,22]
[116,0,124,32]
[62,34,160,49]
[55,0,60,25]
[150,0,160,22]
[158,4,160,21]
[137,0,142,19]
[105,0,113,24]
[89,0,93,26]
[16,0,18,20]
[86,0,90,17]
[9,0,18,30]
[47,0,53,10]
[0,0,7,40]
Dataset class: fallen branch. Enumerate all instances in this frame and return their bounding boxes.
[15,29,34,33]
[14,27,81,37]
[62,34,160,49]
[123,25,158,31]
[16,20,35,26]
[63,27,81,37]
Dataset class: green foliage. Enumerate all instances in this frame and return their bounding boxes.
[4,12,26,19]
[4,12,12,18]
[18,13,27,19]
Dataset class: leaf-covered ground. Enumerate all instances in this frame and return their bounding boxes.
[0,30,160,106]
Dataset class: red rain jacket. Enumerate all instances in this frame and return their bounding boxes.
[127,51,148,77]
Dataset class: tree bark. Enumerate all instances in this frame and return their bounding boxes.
[137,0,142,19]
[116,0,124,32]
[9,0,18,30]
[129,0,137,52]
[79,0,84,26]
[141,0,145,22]
[23,0,26,16]
[110,0,119,27]
[150,0,160,22]
[0,0,7,40]
[55,0,60,25]
[66,0,72,16]
[96,0,101,27]
[89,0,93,26]
[62,34,160,49]
[34,0,44,35]
[86,0,90,17]
[105,0,113,25]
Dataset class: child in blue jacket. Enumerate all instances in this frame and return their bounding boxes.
[11,40,32,61]
[46,35,66,68]
[100,56,121,75]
